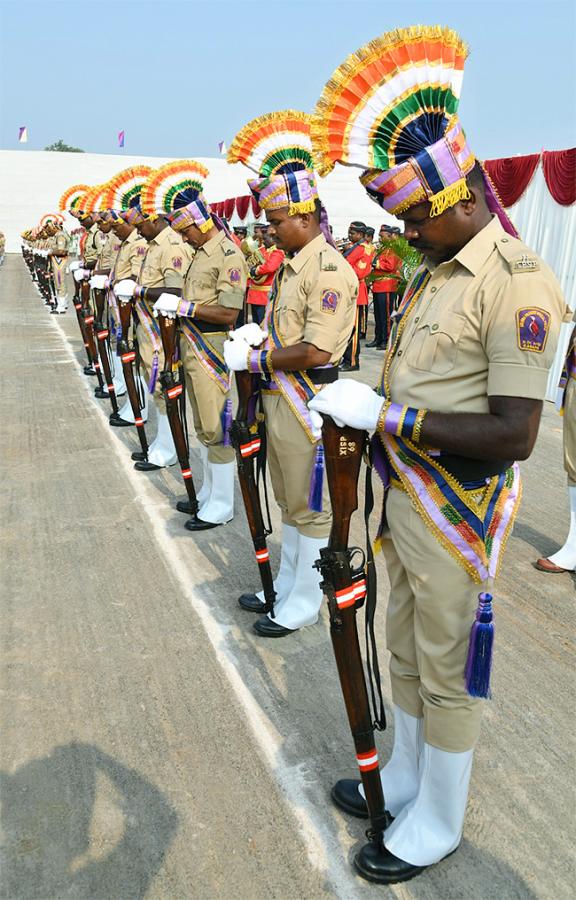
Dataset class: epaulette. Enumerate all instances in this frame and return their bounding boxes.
[320,251,338,272]
[496,238,540,274]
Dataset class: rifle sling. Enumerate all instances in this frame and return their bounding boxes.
[364,446,387,732]
[260,365,339,390]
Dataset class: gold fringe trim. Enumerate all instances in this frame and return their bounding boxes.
[429,178,471,216]
[288,198,317,216]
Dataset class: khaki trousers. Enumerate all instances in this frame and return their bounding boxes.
[262,392,331,538]
[50,256,68,299]
[383,487,484,753]
[181,333,234,464]
[564,379,576,486]
[135,320,164,405]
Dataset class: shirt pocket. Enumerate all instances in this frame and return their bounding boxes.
[405,313,467,375]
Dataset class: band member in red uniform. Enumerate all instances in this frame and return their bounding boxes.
[367,224,403,349]
[341,221,372,371]
[246,229,285,325]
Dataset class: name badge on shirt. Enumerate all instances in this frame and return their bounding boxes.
[516,307,551,353]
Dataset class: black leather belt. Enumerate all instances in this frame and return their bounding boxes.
[437,454,513,483]
[260,366,339,390]
[193,320,227,334]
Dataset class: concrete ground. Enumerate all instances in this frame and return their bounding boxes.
[0,254,574,900]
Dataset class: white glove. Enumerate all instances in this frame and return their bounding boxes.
[69,260,81,272]
[114,278,137,298]
[223,338,249,372]
[89,274,108,290]
[308,380,385,431]
[153,293,179,318]
[73,268,89,283]
[228,322,268,347]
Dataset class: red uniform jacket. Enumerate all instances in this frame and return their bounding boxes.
[246,245,285,306]
[372,246,402,294]
[343,241,373,305]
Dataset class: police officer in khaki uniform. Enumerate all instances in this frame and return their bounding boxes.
[114,213,192,469]
[46,219,71,314]
[535,315,576,572]
[146,161,247,529]
[225,114,357,637]
[309,24,570,884]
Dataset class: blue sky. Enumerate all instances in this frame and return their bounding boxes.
[1,0,574,159]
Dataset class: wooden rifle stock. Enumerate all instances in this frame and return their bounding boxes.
[230,371,276,615]
[157,314,198,514]
[80,281,105,390]
[93,288,119,413]
[117,299,149,457]
[314,416,389,846]
[71,277,95,368]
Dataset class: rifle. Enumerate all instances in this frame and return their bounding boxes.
[314,416,389,851]
[93,287,119,414]
[230,371,276,616]
[71,276,96,372]
[80,281,105,391]
[157,314,198,515]
[117,298,149,459]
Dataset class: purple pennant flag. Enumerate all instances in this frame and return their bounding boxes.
[18,126,28,143]
[218,140,226,155]
[118,130,125,148]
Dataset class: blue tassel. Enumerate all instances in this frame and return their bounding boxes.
[221,398,233,447]
[148,352,159,394]
[465,592,494,698]
[308,443,324,512]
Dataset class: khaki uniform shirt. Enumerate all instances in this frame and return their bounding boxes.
[83,225,105,264]
[138,226,191,289]
[96,232,116,270]
[53,228,70,254]
[112,228,147,281]
[273,233,358,363]
[183,230,247,310]
[389,217,569,412]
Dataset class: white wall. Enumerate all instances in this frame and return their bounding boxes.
[0,150,394,253]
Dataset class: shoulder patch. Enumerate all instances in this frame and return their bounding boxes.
[516,307,551,352]
[228,267,241,283]
[321,289,340,313]
[172,257,183,269]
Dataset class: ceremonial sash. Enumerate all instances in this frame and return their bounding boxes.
[376,264,522,583]
[51,255,67,290]
[263,270,324,443]
[179,318,230,394]
[134,296,161,353]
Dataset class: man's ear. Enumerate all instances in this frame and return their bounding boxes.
[460,187,479,217]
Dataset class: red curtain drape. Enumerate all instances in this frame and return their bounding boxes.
[212,201,222,217]
[483,153,540,207]
[235,195,251,220]
[223,198,236,219]
[251,196,261,218]
[542,149,576,206]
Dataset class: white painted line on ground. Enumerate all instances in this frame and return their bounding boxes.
[48,313,364,900]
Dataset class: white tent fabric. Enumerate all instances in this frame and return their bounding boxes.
[506,165,576,399]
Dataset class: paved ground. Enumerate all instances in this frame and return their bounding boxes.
[0,254,574,900]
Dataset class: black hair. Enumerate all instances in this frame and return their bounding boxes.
[466,161,487,200]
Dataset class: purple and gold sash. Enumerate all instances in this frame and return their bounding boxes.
[262,270,323,443]
[376,264,522,583]
[558,326,576,414]
[179,319,230,394]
